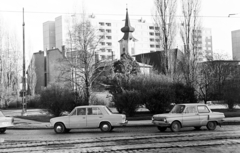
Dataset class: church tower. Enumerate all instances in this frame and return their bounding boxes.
[119,8,137,58]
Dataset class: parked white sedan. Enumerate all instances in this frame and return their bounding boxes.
[50,105,128,134]
[0,110,14,133]
[152,103,225,132]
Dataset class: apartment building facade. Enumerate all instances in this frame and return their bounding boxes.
[43,14,163,61]
[194,28,213,62]
[232,29,240,60]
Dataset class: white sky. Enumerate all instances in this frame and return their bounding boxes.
[1,0,240,61]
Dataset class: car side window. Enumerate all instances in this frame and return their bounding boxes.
[88,108,103,115]
[185,106,197,113]
[198,106,210,113]
[77,108,86,115]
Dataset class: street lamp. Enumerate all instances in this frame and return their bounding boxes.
[21,8,27,116]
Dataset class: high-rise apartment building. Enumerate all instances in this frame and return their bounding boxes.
[43,21,56,51]
[194,28,213,62]
[43,14,162,60]
[232,29,240,60]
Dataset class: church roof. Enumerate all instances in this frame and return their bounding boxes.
[119,9,137,41]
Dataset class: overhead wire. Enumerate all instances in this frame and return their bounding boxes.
[0,10,240,18]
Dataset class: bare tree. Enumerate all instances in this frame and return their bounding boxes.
[0,28,21,108]
[58,11,105,105]
[179,0,201,88]
[153,0,177,75]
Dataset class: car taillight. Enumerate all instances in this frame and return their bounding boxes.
[122,115,126,120]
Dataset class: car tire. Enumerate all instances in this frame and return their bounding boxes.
[170,121,181,132]
[157,126,167,132]
[54,123,66,134]
[194,126,201,130]
[207,121,216,130]
[100,122,112,132]
[0,128,6,134]
[65,129,71,133]
[110,127,114,132]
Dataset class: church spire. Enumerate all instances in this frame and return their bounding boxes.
[120,8,136,41]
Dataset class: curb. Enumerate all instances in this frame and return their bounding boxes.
[7,121,240,130]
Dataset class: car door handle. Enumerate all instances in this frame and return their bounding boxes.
[99,117,102,118]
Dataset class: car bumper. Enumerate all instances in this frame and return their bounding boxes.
[152,120,170,127]
[120,120,128,126]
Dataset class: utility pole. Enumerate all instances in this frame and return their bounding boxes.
[21,8,27,116]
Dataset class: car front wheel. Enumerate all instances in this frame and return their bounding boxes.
[100,122,112,132]
[54,123,66,134]
[157,126,167,132]
[207,121,216,130]
[0,128,6,133]
[170,121,181,132]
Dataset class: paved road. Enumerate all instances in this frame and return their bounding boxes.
[1,125,240,152]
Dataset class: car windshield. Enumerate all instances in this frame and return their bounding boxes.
[0,111,4,117]
[106,106,113,114]
[170,105,185,113]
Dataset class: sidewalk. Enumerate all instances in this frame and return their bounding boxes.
[8,117,240,130]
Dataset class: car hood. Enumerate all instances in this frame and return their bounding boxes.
[50,116,69,122]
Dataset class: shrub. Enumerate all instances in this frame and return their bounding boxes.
[27,95,41,108]
[173,83,197,104]
[144,86,174,114]
[113,90,142,117]
[39,84,81,117]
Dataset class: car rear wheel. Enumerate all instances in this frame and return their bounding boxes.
[0,128,6,133]
[170,121,181,132]
[157,126,167,132]
[194,126,201,130]
[100,122,112,132]
[207,121,216,130]
[54,123,66,134]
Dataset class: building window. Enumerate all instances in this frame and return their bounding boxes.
[149,26,154,30]
[101,55,106,60]
[150,44,154,48]
[123,48,125,53]
[106,23,111,26]
[99,22,104,26]
[108,55,112,59]
[108,49,112,52]
[106,36,112,39]
[155,39,160,42]
[155,33,160,36]
[100,48,105,52]
[99,29,105,32]
[150,38,154,41]
[149,32,154,36]
[100,42,105,45]
[107,42,112,46]
[106,29,111,33]
[155,27,159,30]
[156,45,160,48]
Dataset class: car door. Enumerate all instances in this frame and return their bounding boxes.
[182,106,200,127]
[198,105,211,126]
[69,108,87,128]
[86,107,104,128]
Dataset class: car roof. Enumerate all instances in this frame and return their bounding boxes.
[75,105,106,108]
[176,103,207,106]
